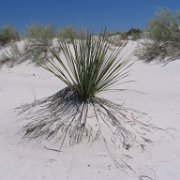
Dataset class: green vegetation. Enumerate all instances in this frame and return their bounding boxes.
[58,26,78,40]
[138,9,180,63]
[104,28,142,46]
[0,23,57,67]
[126,28,142,40]
[149,10,180,42]
[26,23,56,41]
[0,25,20,46]
[24,23,57,64]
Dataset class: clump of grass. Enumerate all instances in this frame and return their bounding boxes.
[0,25,20,46]
[24,23,57,64]
[0,43,26,67]
[57,26,87,42]
[0,23,57,68]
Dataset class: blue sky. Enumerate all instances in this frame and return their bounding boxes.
[0,0,180,32]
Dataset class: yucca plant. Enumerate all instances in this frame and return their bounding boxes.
[17,32,156,151]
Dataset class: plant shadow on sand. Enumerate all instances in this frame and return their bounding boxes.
[15,87,175,180]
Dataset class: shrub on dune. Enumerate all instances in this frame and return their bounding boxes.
[0,25,20,46]
[58,26,87,42]
[24,23,57,64]
[137,9,180,63]
[0,23,56,68]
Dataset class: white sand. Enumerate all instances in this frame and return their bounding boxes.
[0,41,180,180]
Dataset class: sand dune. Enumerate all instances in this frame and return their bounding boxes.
[0,41,180,180]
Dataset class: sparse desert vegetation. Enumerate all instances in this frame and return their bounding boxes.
[0,25,20,46]
[137,9,180,63]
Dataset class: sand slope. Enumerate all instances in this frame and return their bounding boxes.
[0,41,180,180]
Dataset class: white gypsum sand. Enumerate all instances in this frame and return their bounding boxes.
[0,41,180,180]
